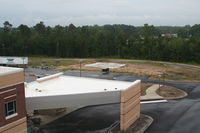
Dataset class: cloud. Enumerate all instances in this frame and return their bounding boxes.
[0,0,200,26]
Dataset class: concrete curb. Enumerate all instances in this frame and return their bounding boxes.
[108,114,153,133]
[164,89,188,100]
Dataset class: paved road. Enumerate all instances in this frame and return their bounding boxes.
[38,71,200,133]
[42,104,120,133]
[143,82,200,133]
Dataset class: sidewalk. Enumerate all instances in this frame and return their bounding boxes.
[141,84,164,101]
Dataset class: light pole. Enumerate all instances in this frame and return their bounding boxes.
[80,60,82,77]
[163,72,165,85]
[22,57,26,80]
[158,74,162,95]
[1,43,5,55]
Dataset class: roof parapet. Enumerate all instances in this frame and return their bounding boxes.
[36,73,63,83]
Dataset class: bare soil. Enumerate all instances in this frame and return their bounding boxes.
[156,85,187,99]
[58,62,200,82]
[141,83,187,99]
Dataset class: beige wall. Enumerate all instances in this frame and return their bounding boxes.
[0,72,24,88]
[120,81,141,131]
[0,117,27,133]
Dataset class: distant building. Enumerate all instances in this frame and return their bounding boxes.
[0,57,28,65]
[0,67,27,133]
[161,33,178,38]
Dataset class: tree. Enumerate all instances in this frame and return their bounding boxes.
[34,21,46,34]
[3,21,12,33]
[190,24,200,37]
[18,24,31,37]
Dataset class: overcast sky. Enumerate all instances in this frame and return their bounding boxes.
[0,0,200,27]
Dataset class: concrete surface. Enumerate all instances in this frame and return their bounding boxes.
[141,84,164,101]
[85,62,126,69]
[108,114,153,133]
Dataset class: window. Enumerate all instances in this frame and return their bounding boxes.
[5,101,17,117]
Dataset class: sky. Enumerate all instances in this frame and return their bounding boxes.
[0,0,200,27]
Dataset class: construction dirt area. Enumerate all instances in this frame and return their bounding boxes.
[27,58,200,101]
[42,59,200,82]
[27,59,194,101]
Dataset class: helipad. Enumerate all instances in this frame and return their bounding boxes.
[85,62,126,69]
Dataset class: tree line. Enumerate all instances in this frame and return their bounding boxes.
[0,21,200,63]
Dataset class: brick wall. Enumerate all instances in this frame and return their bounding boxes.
[0,83,26,127]
[0,69,27,133]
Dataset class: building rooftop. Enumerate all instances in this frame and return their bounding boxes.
[25,73,136,98]
[25,73,140,110]
[0,66,23,76]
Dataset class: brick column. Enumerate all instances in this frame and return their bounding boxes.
[120,80,141,131]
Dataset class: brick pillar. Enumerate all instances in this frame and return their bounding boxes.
[120,80,141,131]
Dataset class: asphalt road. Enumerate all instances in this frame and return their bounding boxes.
[142,82,200,133]
[36,70,200,133]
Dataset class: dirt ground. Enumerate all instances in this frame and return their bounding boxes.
[127,81,188,99]
[55,61,200,82]
[156,85,187,99]
[141,83,187,99]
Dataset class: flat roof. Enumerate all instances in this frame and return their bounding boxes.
[25,73,135,98]
[0,66,23,76]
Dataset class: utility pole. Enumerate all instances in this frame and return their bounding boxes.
[56,42,59,57]
[2,43,5,55]
[163,72,165,85]
[22,57,26,81]
[80,60,82,77]
[158,74,162,95]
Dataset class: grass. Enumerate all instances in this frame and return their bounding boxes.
[29,61,77,67]
[29,56,60,60]
[130,61,171,68]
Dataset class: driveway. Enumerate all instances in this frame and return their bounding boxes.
[143,82,200,133]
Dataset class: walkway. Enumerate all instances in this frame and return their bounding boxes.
[141,84,164,101]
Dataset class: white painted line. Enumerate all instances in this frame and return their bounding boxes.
[141,100,168,104]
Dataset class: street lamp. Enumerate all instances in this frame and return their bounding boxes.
[80,60,82,77]
[158,74,162,95]
[1,43,5,55]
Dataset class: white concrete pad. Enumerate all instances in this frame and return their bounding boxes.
[85,62,126,69]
